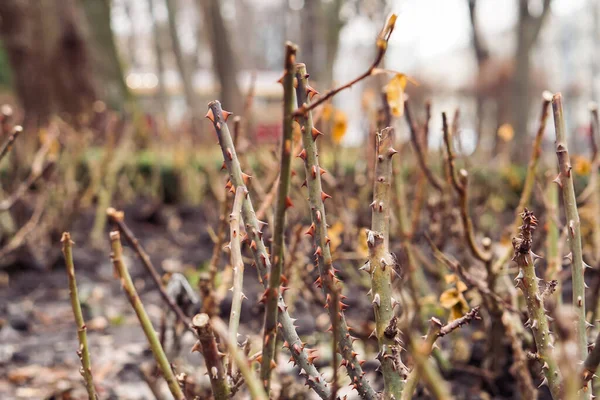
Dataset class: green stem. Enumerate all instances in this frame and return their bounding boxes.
[109,231,186,400]
[295,64,377,400]
[552,93,589,398]
[260,42,297,390]
[369,127,404,399]
[228,187,246,352]
[513,210,562,399]
[206,100,331,399]
[191,314,229,399]
[212,317,268,400]
[62,232,98,400]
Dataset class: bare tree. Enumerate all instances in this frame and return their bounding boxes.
[512,0,552,161]
[0,0,96,125]
[198,0,242,113]
[165,0,201,121]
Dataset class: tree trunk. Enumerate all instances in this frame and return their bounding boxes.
[165,0,200,120]
[147,0,168,118]
[0,0,96,125]
[198,0,242,113]
[510,0,551,162]
[80,0,131,110]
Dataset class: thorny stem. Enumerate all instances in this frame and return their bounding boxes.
[404,99,443,192]
[62,233,98,400]
[552,93,589,391]
[405,329,452,400]
[492,91,553,274]
[292,14,396,118]
[401,318,442,400]
[295,64,376,400]
[109,231,186,400]
[261,42,297,391]
[583,330,600,386]
[190,314,229,400]
[212,318,268,400]
[206,100,331,399]
[512,209,562,399]
[501,311,538,400]
[402,309,480,400]
[369,127,405,399]
[442,112,491,263]
[228,187,246,353]
[107,208,191,327]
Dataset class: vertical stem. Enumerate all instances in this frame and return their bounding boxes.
[191,314,230,400]
[369,127,404,399]
[212,317,268,400]
[552,93,588,394]
[295,64,377,400]
[206,100,331,399]
[62,232,98,400]
[109,231,186,400]
[228,187,246,350]
[260,42,297,390]
[513,210,562,399]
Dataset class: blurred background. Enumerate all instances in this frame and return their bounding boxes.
[1,0,600,399]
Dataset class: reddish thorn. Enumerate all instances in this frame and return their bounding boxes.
[285,196,294,209]
[205,108,215,123]
[222,110,232,122]
[297,149,307,160]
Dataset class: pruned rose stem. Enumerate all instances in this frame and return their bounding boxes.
[191,314,229,400]
[513,209,562,399]
[369,126,405,399]
[107,208,190,327]
[228,187,246,358]
[62,232,98,400]
[552,93,589,394]
[295,63,377,399]
[260,42,297,391]
[206,100,331,399]
[109,230,186,400]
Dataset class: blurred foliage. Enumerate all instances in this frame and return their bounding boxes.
[0,42,12,88]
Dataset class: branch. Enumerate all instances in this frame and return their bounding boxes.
[292,14,397,117]
[107,208,191,327]
[191,314,229,399]
[512,209,561,399]
[212,317,268,400]
[295,64,377,400]
[62,233,98,400]
[442,112,491,263]
[228,187,246,350]
[109,231,186,400]
[404,98,443,192]
[206,100,331,399]
[368,127,404,398]
[552,93,588,377]
[0,125,22,165]
[260,42,297,390]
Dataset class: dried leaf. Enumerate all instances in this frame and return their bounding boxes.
[574,156,592,176]
[327,221,344,252]
[497,123,514,142]
[332,110,348,145]
[384,73,408,117]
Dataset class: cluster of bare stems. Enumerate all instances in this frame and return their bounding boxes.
[58,13,600,400]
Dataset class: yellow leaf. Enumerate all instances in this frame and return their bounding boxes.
[497,123,514,142]
[574,156,592,176]
[456,280,468,293]
[321,104,333,122]
[384,74,408,117]
[444,274,458,284]
[449,297,470,321]
[439,288,461,308]
[357,228,369,258]
[332,110,348,145]
[327,221,344,252]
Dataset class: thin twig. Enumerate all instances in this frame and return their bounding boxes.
[62,233,98,400]
[109,231,186,400]
[107,208,190,326]
[212,317,268,400]
[0,125,22,165]
[292,14,397,117]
